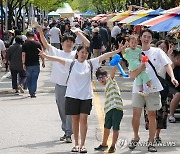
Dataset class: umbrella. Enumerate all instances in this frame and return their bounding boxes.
[150,15,180,32]
[108,11,130,22]
[130,8,164,25]
[119,9,153,24]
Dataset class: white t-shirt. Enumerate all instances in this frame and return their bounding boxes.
[158,53,172,79]
[111,26,121,38]
[0,39,6,52]
[132,47,170,93]
[47,45,76,86]
[49,27,61,43]
[64,58,101,100]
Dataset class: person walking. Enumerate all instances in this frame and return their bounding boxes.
[128,29,179,152]
[22,31,45,98]
[5,36,26,94]
[36,24,90,143]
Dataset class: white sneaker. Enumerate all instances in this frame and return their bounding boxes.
[168,116,176,123]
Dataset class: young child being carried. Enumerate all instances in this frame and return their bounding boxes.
[121,35,155,96]
[94,66,123,153]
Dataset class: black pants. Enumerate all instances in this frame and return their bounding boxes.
[11,69,26,90]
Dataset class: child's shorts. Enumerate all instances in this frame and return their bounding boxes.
[104,108,123,130]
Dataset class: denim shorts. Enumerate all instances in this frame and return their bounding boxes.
[65,97,92,115]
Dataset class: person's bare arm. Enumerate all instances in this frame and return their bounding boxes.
[110,66,118,80]
[22,52,26,70]
[99,49,120,63]
[129,63,146,78]
[38,48,65,65]
[71,27,90,47]
[36,24,49,50]
[165,64,179,87]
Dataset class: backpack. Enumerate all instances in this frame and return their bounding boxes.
[66,60,93,84]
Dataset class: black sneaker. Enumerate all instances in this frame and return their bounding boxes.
[66,136,72,143]
[148,145,157,152]
[128,139,140,150]
[60,134,66,141]
[15,91,19,95]
[30,94,36,98]
[108,146,116,153]
[94,144,108,151]
[155,137,162,144]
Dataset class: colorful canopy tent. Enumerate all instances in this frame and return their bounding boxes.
[81,10,96,17]
[161,6,180,15]
[99,13,117,22]
[119,9,153,24]
[56,3,74,18]
[140,6,180,27]
[150,15,180,32]
[108,11,131,22]
[48,11,60,18]
[91,14,106,21]
[130,8,164,25]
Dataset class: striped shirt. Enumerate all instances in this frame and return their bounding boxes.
[104,77,123,114]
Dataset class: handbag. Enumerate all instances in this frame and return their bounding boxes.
[141,52,169,101]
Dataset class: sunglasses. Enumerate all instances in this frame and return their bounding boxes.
[97,75,107,81]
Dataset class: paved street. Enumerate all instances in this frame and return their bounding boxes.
[0,60,180,154]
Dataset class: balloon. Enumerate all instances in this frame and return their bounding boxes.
[110,54,129,78]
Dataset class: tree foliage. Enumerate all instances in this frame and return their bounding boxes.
[70,0,179,13]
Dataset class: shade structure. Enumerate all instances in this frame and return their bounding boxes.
[108,11,130,22]
[119,9,153,24]
[81,10,96,17]
[161,6,180,15]
[48,11,60,17]
[141,6,180,26]
[150,15,180,32]
[130,8,164,25]
[56,3,74,18]
[99,13,117,22]
[91,14,106,21]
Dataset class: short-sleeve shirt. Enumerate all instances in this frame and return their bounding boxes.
[132,47,170,93]
[123,47,141,71]
[64,57,101,100]
[104,77,123,114]
[49,27,60,43]
[47,44,76,86]
[22,40,42,66]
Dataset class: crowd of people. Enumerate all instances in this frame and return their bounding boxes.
[0,16,179,153]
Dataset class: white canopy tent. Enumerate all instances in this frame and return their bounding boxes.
[56,3,74,18]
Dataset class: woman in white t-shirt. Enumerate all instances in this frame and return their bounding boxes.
[38,45,121,153]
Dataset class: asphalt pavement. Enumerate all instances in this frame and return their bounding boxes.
[0,60,180,154]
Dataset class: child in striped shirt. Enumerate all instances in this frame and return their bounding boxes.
[94,66,123,153]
